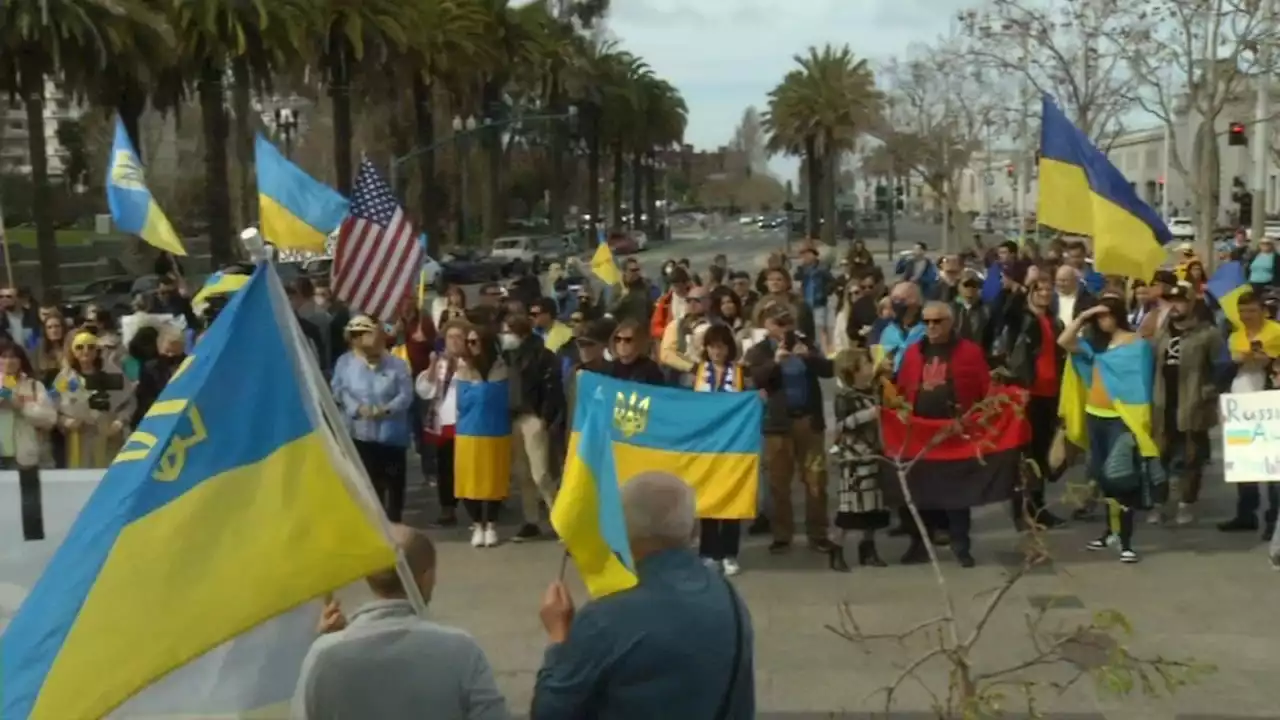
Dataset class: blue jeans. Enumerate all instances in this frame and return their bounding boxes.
[1085,414,1129,492]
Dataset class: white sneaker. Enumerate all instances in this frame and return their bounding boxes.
[483,524,500,547]
[1146,510,1164,526]
[702,557,721,572]
[722,558,741,576]
[1175,503,1195,526]
[1119,549,1140,563]
[470,524,484,548]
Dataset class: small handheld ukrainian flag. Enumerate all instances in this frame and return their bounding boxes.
[255,134,350,252]
[106,118,187,256]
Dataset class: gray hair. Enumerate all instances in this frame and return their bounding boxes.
[622,472,697,546]
[890,281,922,305]
[923,301,954,319]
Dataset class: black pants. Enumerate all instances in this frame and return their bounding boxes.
[463,499,502,523]
[1236,482,1280,518]
[699,519,742,560]
[904,507,972,553]
[1025,394,1058,477]
[1106,489,1142,550]
[436,438,458,511]
[354,439,407,522]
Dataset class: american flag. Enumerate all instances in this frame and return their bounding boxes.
[333,159,422,321]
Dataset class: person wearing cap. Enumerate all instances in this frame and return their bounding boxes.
[1248,236,1277,294]
[1138,270,1180,339]
[332,315,415,522]
[648,265,693,343]
[1149,284,1223,527]
[794,245,834,349]
[952,273,992,352]
[658,284,711,380]
[565,319,616,428]
[529,296,574,353]
[745,302,834,555]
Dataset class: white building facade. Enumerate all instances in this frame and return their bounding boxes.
[0,80,82,178]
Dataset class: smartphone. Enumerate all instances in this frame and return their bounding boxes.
[783,330,798,350]
[1253,340,1264,352]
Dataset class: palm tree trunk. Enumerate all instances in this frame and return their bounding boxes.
[411,76,440,259]
[482,80,503,244]
[804,135,821,239]
[200,61,235,267]
[630,152,643,233]
[645,152,658,237]
[231,58,255,233]
[610,144,624,231]
[22,68,58,290]
[821,132,838,245]
[587,110,601,245]
[388,86,411,201]
[328,31,354,196]
[548,76,567,235]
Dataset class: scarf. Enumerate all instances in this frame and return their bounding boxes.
[699,362,741,392]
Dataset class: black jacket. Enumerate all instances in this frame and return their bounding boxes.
[133,355,185,426]
[1003,306,1065,388]
[607,356,666,385]
[953,300,993,353]
[0,307,38,346]
[745,338,832,434]
[506,335,564,427]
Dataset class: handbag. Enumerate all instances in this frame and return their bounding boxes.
[712,577,745,720]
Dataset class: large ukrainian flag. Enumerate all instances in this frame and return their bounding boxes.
[106,117,187,257]
[255,134,350,252]
[455,374,512,502]
[1207,260,1249,328]
[1038,95,1171,281]
[555,372,761,597]
[0,264,397,720]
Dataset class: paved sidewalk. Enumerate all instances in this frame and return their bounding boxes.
[404,452,1280,719]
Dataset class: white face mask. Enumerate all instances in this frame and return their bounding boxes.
[500,333,520,351]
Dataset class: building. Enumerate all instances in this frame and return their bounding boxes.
[0,79,82,178]
[961,74,1280,226]
[657,144,748,189]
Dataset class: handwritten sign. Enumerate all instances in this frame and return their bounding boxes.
[1220,391,1280,483]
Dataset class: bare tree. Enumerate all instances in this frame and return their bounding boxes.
[728,106,768,177]
[957,0,1140,146]
[878,38,1011,253]
[831,382,1215,717]
[1120,0,1279,261]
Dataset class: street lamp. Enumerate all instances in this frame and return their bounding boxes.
[274,106,302,160]
[452,115,478,245]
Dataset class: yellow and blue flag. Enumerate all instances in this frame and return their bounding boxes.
[1207,260,1249,328]
[555,372,762,597]
[106,117,187,256]
[1059,338,1158,457]
[255,134,350,252]
[1038,95,1170,282]
[590,242,621,286]
[455,377,512,502]
[0,264,396,720]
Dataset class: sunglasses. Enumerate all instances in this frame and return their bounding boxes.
[922,318,947,326]
[0,294,14,300]
[615,335,635,344]
[73,343,97,351]
[466,337,481,345]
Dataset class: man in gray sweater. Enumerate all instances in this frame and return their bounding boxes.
[291,525,508,720]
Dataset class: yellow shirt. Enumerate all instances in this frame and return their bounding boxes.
[1085,363,1119,417]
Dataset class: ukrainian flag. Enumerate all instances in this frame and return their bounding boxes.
[590,241,621,286]
[190,270,251,317]
[1207,260,1249,328]
[1059,338,1159,457]
[255,134,350,252]
[555,372,762,597]
[106,117,187,256]
[0,264,397,720]
[1038,95,1170,281]
[455,375,512,502]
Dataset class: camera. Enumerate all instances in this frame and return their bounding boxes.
[87,390,111,413]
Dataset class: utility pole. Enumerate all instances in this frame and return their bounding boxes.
[1162,123,1172,220]
[1016,32,1031,247]
[1252,0,1274,246]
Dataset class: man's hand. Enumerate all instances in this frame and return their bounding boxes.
[356,405,377,419]
[108,419,124,436]
[774,346,791,363]
[539,580,575,644]
[792,342,810,357]
[317,598,347,634]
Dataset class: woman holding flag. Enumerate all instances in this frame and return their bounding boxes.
[0,341,56,469]
[52,331,134,469]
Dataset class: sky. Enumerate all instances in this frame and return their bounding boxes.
[606,0,968,181]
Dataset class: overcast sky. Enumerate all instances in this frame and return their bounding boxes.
[607,0,969,179]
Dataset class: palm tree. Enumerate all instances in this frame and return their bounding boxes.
[170,0,316,266]
[599,53,651,232]
[633,77,686,237]
[562,39,630,243]
[764,44,881,245]
[394,0,488,258]
[321,0,411,196]
[0,0,153,289]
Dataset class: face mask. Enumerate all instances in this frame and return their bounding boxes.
[83,323,99,334]
[500,333,519,351]
[891,300,911,321]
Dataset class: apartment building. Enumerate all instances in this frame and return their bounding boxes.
[0,79,82,178]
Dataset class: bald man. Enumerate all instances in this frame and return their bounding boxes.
[1053,265,1095,324]
[291,525,507,720]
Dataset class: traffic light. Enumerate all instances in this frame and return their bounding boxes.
[1239,191,1254,226]
[1229,122,1247,146]
[874,185,888,212]
[894,185,905,212]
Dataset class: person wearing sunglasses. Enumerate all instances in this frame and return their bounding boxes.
[332,315,414,522]
[0,286,37,352]
[607,318,664,385]
[52,331,134,469]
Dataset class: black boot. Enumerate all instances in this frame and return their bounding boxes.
[900,540,929,565]
[1030,491,1064,528]
[747,515,771,536]
[1010,489,1028,532]
[858,539,887,567]
[1218,515,1259,532]
[829,543,851,572]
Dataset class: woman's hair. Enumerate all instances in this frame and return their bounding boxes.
[700,323,739,362]
[465,325,498,378]
[445,284,467,306]
[611,318,650,354]
[64,332,104,374]
[1186,261,1206,280]
[37,316,65,370]
[1084,295,1131,351]
[764,267,792,290]
[128,325,161,362]
[0,340,36,377]
[710,286,742,321]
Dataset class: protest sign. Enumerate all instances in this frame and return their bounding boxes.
[1220,390,1280,483]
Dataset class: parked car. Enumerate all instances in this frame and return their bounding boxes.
[489,234,567,273]
[440,248,505,284]
[607,231,639,255]
[1168,217,1194,240]
[301,256,333,279]
[65,276,137,318]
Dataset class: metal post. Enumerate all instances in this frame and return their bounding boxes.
[1016,33,1030,247]
[1162,123,1172,220]
[1252,0,1273,245]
